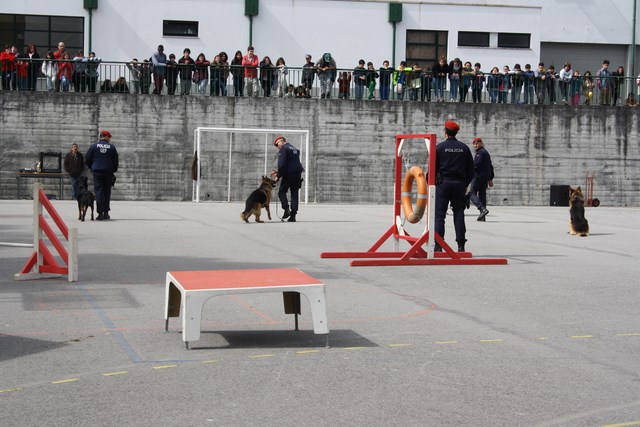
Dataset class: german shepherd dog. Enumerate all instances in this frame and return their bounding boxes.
[77,176,95,222]
[240,175,278,223]
[569,186,589,236]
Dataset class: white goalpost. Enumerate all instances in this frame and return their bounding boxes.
[192,127,310,203]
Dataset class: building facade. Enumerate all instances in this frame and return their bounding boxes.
[1,0,639,76]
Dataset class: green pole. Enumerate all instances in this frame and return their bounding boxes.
[392,21,397,68]
[88,8,92,53]
[632,0,637,83]
[249,15,253,47]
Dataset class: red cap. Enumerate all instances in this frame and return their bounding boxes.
[273,135,286,146]
[473,137,483,144]
[100,130,112,138]
[444,120,460,132]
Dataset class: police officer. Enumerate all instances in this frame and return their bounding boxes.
[85,130,118,221]
[272,136,304,222]
[434,120,474,252]
[467,137,493,221]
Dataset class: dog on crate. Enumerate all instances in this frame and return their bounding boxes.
[77,176,95,222]
[569,186,589,237]
[240,175,278,223]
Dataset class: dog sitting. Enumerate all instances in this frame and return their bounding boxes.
[569,186,589,236]
[77,176,95,222]
[240,175,278,223]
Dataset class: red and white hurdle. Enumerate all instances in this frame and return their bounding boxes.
[14,183,78,282]
[321,133,507,267]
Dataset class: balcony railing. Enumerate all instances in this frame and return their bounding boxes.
[3,58,639,106]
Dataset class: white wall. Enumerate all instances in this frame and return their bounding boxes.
[3,0,638,69]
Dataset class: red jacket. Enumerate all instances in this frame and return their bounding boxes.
[242,54,258,78]
[58,61,73,80]
[0,51,16,72]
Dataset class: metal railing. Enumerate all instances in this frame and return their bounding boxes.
[2,58,639,106]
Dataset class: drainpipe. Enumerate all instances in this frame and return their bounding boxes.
[88,8,93,53]
[245,0,259,47]
[389,3,403,68]
[632,0,637,82]
[392,21,397,68]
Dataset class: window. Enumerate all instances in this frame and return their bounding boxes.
[406,30,447,69]
[458,32,490,48]
[498,33,530,49]
[163,20,199,37]
[0,14,84,54]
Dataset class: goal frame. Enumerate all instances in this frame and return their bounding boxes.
[192,127,310,203]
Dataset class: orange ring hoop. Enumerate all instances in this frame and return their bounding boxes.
[401,166,428,224]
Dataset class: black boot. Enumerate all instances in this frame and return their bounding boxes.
[434,244,442,252]
[287,213,296,222]
[457,243,465,252]
[477,208,489,221]
[282,208,291,219]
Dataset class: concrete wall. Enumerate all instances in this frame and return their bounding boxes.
[1,92,639,207]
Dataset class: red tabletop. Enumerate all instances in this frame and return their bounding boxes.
[168,268,322,291]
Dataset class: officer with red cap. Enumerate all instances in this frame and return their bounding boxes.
[434,120,474,252]
[272,136,304,222]
[85,130,118,220]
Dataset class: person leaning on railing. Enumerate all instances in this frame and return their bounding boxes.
[84,52,101,93]
[178,48,196,95]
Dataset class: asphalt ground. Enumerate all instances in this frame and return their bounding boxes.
[1,199,639,427]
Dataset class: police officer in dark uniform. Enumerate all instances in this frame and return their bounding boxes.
[467,137,493,221]
[85,130,118,221]
[272,136,304,222]
[434,120,474,252]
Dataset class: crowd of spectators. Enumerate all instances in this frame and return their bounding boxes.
[3,42,640,106]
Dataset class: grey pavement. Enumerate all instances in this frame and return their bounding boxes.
[1,199,639,427]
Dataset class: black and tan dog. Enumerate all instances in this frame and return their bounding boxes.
[569,186,589,236]
[77,176,95,222]
[240,175,278,223]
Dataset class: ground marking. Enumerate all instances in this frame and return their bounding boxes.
[296,350,321,354]
[597,421,640,427]
[201,360,218,364]
[0,387,23,393]
[51,378,78,384]
[101,371,128,377]
[571,335,594,339]
[152,364,177,370]
[389,343,413,348]
[480,339,503,343]
[343,346,367,351]
[249,354,274,359]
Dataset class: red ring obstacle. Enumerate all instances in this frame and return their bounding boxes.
[320,133,508,266]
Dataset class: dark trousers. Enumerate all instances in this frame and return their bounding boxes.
[93,172,113,214]
[153,73,164,94]
[435,181,467,245]
[234,76,244,96]
[278,174,302,214]
[472,86,482,102]
[70,176,79,200]
[468,178,488,211]
[72,73,86,92]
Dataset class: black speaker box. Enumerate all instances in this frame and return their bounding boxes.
[550,185,570,206]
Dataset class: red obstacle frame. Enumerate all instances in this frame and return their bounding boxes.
[321,133,508,266]
[14,183,78,282]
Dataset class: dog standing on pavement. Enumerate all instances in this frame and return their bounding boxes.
[240,175,278,223]
[77,175,95,222]
[569,186,589,236]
